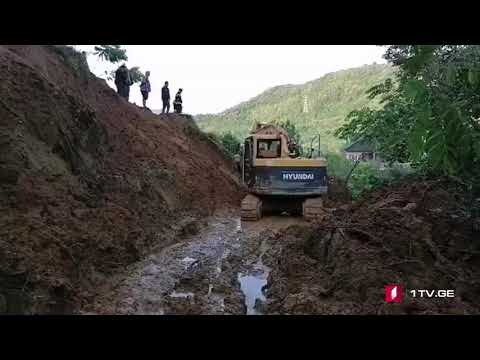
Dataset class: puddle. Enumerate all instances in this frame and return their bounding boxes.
[238,273,267,315]
[238,263,270,315]
[238,238,272,315]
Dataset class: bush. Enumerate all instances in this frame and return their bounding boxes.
[348,163,387,199]
[218,132,241,157]
[326,152,413,199]
[326,152,352,179]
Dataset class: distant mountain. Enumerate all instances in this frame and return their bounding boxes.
[195,64,395,152]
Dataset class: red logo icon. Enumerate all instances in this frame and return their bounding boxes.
[385,285,404,303]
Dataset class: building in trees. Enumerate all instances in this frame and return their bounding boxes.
[343,139,380,162]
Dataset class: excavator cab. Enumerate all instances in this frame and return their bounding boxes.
[257,139,281,158]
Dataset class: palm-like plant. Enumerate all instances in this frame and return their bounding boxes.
[94,45,128,63]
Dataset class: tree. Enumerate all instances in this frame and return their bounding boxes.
[93,45,128,63]
[219,132,241,157]
[337,45,480,178]
[128,67,145,84]
[275,119,305,156]
[276,119,301,144]
[106,66,144,83]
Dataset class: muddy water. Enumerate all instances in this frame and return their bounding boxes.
[83,212,305,315]
[237,235,272,315]
[238,267,270,315]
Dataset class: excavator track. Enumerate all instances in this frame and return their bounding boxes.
[241,194,262,221]
[302,197,327,222]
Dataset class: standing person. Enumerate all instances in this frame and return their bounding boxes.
[161,81,170,113]
[173,88,183,113]
[140,71,151,108]
[124,67,133,101]
[114,64,128,99]
[114,64,133,101]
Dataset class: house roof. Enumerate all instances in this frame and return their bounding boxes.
[344,139,375,153]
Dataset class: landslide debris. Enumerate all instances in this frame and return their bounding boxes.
[0,45,244,314]
[262,178,480,314]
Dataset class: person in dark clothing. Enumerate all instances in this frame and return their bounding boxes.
[140,71,151,108]
[173,88,183,113]
[161,81,170,113]
[115,64,132,101]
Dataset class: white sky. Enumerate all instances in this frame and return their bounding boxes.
[76,45,386,114]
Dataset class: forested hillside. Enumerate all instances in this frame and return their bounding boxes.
[196,64,394,151]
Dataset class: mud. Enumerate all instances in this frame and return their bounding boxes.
[2,45,479,316]
[261,178,480,315]
[0,45,244,314]
[80,177,480,315]
[80,211,304,315]
[83,176,476,316]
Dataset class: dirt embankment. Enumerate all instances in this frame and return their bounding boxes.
[262,178,480,314]
[0,45,245,314]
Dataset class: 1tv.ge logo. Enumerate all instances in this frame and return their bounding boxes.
[385,284,404,303]
[384,284,455,302]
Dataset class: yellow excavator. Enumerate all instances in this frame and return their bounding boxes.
[239,123,328,221]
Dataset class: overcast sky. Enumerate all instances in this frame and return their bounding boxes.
[76,45,386,114]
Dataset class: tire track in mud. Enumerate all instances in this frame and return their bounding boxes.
[82,212,305,315]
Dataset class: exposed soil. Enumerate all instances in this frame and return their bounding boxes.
[80,211,304,315]
[261,178,480,314]
[0,45,244,314]
[76,177,480,316]
[1,45,479,316]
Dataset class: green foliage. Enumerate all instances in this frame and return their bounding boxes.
[105,66,144,83]
[192,130,240,160]
[196,64,394,152]
[218,132,241,157]
[326,152,352,179]
[275,119,306,156]
[94,45,128,63]
[326,152,412,199]
[336,99,413,163]
[337,45,480,179]
[275,119,301,143]
[348,164,387,199]
[129,67,144,84]
[326,152,382,198]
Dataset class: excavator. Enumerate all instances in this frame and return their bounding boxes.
[239,123,328,221]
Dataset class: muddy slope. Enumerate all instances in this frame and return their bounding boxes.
[262,178,480,314]
[0,45,244,314]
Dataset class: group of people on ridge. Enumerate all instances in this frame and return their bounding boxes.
[114,64,183,114]
[161,81,183,114]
